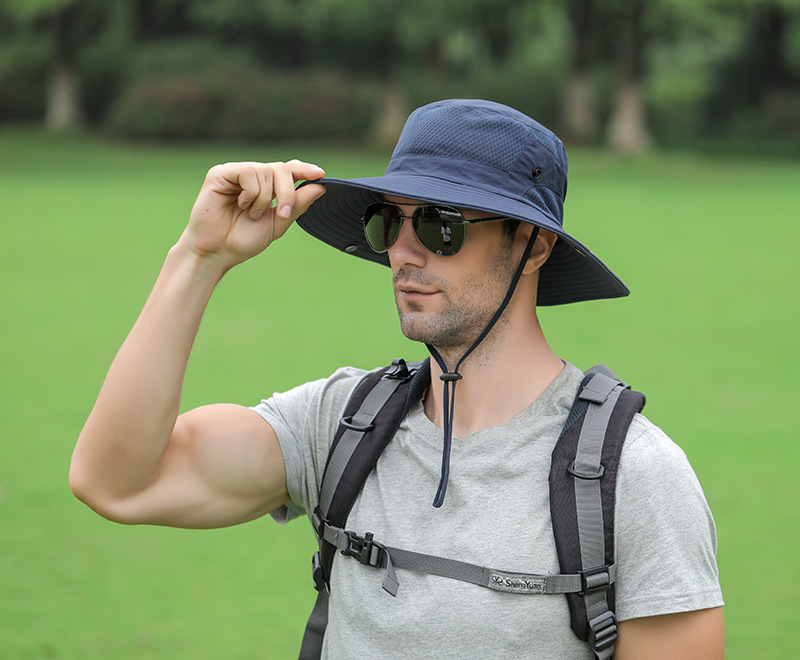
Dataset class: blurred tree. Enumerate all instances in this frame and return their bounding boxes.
[705,0,800,134]
[182,0,311,68]
[562,0,600,143]
[1,0,115,130]
[754,1,799,130]
[132,0,194,40]
[606,0,652,152]
[4,0,793,145]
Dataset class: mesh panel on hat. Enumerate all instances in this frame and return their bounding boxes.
[394,106,530,173]
[522,186,564,227]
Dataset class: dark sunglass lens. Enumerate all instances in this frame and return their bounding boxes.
[364,203,401,253]
[414,206,465,256]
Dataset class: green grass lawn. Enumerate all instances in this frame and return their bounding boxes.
[1,127,797,659]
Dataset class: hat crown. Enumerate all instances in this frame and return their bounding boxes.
[386,100,568,225]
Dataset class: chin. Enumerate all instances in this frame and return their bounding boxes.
[398,314,425,342]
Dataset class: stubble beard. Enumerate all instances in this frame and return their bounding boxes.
[394,245,516,362]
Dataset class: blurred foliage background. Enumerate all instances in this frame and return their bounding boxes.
[1,0,800,153]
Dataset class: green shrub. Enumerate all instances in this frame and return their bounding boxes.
[104,39,378,141]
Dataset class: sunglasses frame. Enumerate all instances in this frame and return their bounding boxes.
[362,202,510,257]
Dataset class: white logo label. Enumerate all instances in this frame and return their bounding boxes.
[489,573,547,594]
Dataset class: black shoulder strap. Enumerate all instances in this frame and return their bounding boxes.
[550,365,646,659]
[298,358,429,660]
[317,358,429,527]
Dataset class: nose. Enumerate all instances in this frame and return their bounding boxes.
[387,216,427,268]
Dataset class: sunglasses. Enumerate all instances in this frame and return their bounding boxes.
[363,202,510,257]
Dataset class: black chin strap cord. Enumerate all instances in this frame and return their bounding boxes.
[426,227,540,508]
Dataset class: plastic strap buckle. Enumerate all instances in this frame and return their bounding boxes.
[311,507,325,537]
[384,358,410,380]
[579,565,612,595]
[568,461,605,480]
[338,415,375,432]
[341,531,384,568]
[588,610,618,653]
[311,551,326,592]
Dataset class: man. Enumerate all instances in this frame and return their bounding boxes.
[71,99,724,658]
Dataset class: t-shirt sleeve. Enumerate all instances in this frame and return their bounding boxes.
[614,414,724,621]
[250,367,367,524]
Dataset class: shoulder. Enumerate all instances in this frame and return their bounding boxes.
[614,414,723,619]
[250,365,379,522]
[618,414,700,488]
[251,365,372,425]
[616,413,713,521]
[250,364,376,481]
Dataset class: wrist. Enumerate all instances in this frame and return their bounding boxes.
[161,241,232,301]
[168,239,231,283]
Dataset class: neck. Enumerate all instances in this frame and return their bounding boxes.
[423,309,563,439]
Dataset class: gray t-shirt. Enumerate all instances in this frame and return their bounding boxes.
[253,362,723,659]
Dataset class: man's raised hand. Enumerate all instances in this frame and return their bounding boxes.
[181,160,326,270]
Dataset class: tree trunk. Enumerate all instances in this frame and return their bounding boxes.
[368,8,408,149]
[563,73,598,144]
[134,0,156,40]
[607,0,650,153]
[607,81,650,153]
[757,3,792,131]
[44,7,83,131]
[371,82,409,150]
[45,61,83,131]
[562,0,598,144]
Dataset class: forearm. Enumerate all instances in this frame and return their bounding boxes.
[70,160,325,523]
[70,242,225,507]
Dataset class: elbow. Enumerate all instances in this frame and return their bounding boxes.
[68,455,134,525]
[68,459,105,519]
[68,453,91,505]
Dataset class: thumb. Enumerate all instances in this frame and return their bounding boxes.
[293,182,327,217]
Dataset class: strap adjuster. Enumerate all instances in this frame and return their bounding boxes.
[311,507,325,537]
[579,565,612,594]
[341,531,384,568]
[311,551,327,592]
[338,415,375,432]
[384,358,410,380]
[568,460,605,480]
[588,610,618,652]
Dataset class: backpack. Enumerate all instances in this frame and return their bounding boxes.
[299,358,645,660]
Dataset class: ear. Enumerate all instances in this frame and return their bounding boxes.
[516,226,557,275]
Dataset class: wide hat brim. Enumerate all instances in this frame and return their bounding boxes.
[296,175,629,306]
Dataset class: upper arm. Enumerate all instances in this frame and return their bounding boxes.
[109,404,289,528]
[616,607,725,660]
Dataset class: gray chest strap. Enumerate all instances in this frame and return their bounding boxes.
[312,508,615,598]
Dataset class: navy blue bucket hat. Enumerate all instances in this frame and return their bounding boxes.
[296,99,628,306]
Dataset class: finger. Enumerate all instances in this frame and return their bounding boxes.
[272,162,302,220]
[273,160,326,219]
[246,166,274,220]
[294,182,327,216]
[293,161,326,182]
[231,164,262,212]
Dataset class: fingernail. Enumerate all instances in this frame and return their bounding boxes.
[279,205,293,218]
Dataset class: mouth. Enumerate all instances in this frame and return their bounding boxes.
[395,282,439,298]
